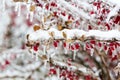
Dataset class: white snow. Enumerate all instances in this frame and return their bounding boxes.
[106,5,119,22]
[108,0,120,7]
[28,28,120,41]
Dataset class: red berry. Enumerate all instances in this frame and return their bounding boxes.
[93,2,97,6]
[5,60,10,65]
[102,9,106,14]
[110,46,114,51]
[60,70,66,77]
[90,40,96,44]
[105,23,110,30]
[104,45,107,50]
[98,42,102,47]
[61,12,66,16]
[71,45,75,50]
[0,65,6,70]
[88,25,92,30]
[90,11,94,14]
[68,14,72,20]
[53,12,58,17]
[97,21,101,25]
[75,43,80,49]
[51,2,57,7]
[86,43,90,49]
[99,16,104,21]
[85,75,91,80]
[113,15,120,24]
[45,3,49,10]
[26,19,33,26]
[111,55,117,61]
[33,45,38,51]
[50,68,56,74]
[37,3,43,7]
[76,21,80,25]
[53,41,58,47]
[63,42,66,47]
[108,48,112,56]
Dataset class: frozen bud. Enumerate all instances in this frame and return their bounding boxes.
[41,55,47,60]
[58,25,63,31]
[33,25,41,31]
[30,5,36,12]
[79,35,86,41]
[65,20,72,26]
[49,32,54,37]
[62,32,67,39]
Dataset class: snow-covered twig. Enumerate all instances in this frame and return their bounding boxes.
[28,28,120,42]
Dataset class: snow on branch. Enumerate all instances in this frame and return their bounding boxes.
[27,28,120,42]
[57,0,90,20]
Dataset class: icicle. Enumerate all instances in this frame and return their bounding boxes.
[18,2,21,16]
[65,48,68,54]
[43,46,46,55]
[55,47,58,54]
[44,60,47,68]
[15,2,21,16]
[26,4,30,19]
[15,2,18,12]
[42,4,45,26]
[65,43,68,54]
[65,42,70,54]
[57,68,60,79]
[31,50,34,58]
[73,50,77,60]
[42,14,45,26]
[26,12,29,19]
[2,0,5,12]
[51,52,56,57]
[30,12,34,22]
[35,53,38,61]
[90,49,94,56]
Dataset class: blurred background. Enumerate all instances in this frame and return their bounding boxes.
[0,1,48,80]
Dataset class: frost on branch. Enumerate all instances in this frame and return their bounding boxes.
[25,0,120,80]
